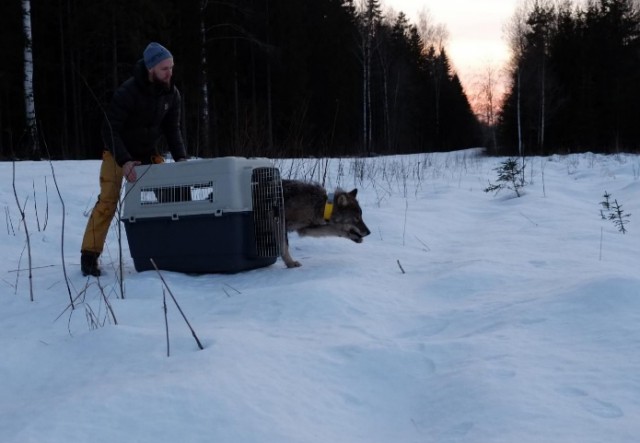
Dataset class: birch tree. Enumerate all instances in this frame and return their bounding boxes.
[375,16,395,153]
[526,0,555,154]
[357,0,381,155]
[22,0,38,159]
[505,0,531,157]
[476,63,501,152]
[198,0,212,157]
[417,10,449,147]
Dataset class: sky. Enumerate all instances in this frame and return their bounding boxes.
[1,150,640,442]
[384,0,521,97]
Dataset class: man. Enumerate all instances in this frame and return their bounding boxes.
[80,42,187,277]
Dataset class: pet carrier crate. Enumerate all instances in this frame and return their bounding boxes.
[121,157,284,273]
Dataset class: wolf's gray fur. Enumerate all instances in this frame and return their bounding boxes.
[280,179,371,267]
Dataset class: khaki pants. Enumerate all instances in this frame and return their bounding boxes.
[81,151,164,254]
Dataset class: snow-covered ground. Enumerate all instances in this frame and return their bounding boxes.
[1,150,639,443]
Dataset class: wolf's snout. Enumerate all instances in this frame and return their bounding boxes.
[358,224,371,238]
[350,225,370,243]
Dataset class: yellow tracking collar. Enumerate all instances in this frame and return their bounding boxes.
[323,193,335,221]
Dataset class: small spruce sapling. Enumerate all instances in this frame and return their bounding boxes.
[608,199,630,234]
[484,158,526,197]
[600,191,631,234]
[600,191,612,219]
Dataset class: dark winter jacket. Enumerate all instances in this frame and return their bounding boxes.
[102,59,187,167]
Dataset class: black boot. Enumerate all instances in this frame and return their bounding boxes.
[81,251,101,277]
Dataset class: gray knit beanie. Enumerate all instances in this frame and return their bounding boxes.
[143,42,173,69]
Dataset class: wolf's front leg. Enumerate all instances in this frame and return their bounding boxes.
[280,233,301,268]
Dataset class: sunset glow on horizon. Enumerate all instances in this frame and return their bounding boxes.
[384,0,520,105]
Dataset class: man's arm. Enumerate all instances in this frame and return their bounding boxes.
[102,83,136,166]
[162,89,188,161]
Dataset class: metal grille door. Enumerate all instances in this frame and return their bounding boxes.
[251,167,284,257]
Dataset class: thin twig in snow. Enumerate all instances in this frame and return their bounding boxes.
[8,264,56,273]
[163,288,170,357]
[44,141,75,309]
[414,236,431,252]
[96,278,118,325]
[224,283,241,295]
[32,179,41,231]
[402,199,408,246]
[519,211,538,227]
[12,162,34,301]
[151,258,204,350]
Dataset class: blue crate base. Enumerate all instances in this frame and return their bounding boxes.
[123,212,277,274]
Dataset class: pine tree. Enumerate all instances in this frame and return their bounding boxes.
[484,158,526,197]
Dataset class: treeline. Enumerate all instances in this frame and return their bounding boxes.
[5,0,638,161]
[498,0,640,155]
[0,0,481,160]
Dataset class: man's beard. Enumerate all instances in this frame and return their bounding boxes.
[150,72,171,90]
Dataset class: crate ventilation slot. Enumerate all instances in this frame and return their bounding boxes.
[139,181,214,205]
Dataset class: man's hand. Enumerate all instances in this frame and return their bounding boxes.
[122,161,141,182]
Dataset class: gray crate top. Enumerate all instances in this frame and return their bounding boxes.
[122,157,277,220]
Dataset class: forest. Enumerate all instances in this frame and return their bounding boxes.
[499,0,640,156]
[1,0,640,160]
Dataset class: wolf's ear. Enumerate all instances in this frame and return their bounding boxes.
[337,194,348,206]
[349,189,358,197]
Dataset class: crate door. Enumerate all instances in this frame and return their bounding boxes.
[251,167,284,257]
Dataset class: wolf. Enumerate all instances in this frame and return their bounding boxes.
[279,179,371,268]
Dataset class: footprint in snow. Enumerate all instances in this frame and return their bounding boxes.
[557,386,623,419]
[582,398,624,419]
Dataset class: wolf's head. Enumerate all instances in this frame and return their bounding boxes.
[330,189,371,243]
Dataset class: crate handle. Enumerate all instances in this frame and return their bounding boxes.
[171,213,179,221]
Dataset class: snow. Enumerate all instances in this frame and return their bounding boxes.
[1,150,639,443]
